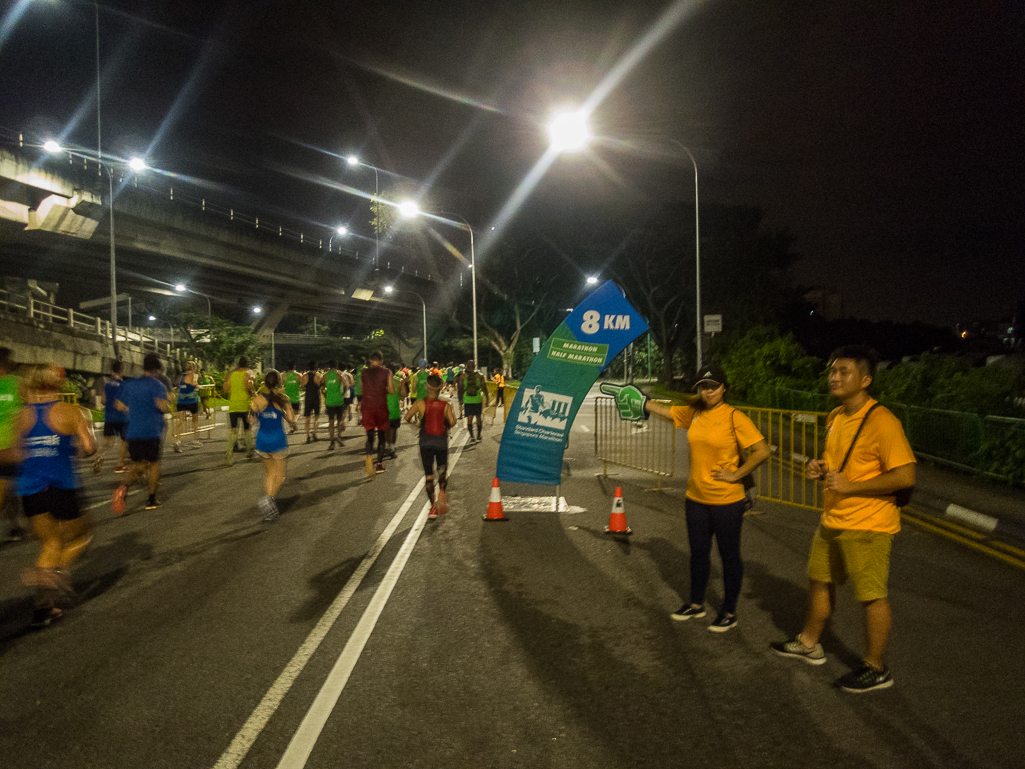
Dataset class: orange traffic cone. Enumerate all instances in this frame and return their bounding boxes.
[483,477,508,522]
[605,487,632,535]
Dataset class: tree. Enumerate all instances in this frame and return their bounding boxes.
[167,310,265,370]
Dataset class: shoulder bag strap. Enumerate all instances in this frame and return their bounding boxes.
[838,403,880,472]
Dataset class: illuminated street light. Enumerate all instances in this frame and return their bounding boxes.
[148,315,156,322]
[173,283,212,318]
[384,285,428,362]
[548,109,591,154]
[398,200,420,219]
[346,155,359,166]
[586,276,599,285]
[252,306,262,315]
[128,156,148,172]
[328,225,349,253]
[174,283,186,293]
[43,140,62,154]
[345,154,380,265]
[336,225,348,236]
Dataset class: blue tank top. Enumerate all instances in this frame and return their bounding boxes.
[255,400,288,454]
[104,378,126,423]
[177,377,199,404]
[18,402,78,495]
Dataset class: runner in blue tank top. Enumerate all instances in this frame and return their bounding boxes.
[173,361,201,452]
[251,370,296,521]
[95,360,129,474]
[15,364,96,628]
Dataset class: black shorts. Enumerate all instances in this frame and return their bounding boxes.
[464,402,482,417]
[290,401,300,412]
[22,487,84,521]
[0,462,19,479]
[326,405,345,419]
[103,421,127,439]
[343,396,354,408]
[128,438,162,463]
[419,444,449,477]
[304,400,321,417]
[389,417,402,431]
[229,411,251,429]
[177,401,199,414]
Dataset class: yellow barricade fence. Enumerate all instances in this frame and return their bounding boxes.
[594,396,676,489]
[57,392,78,405]
[735,405,829,510]
[485,381,519,425]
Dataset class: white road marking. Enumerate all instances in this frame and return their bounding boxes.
[212,433,466,769]
[274,436,467,768]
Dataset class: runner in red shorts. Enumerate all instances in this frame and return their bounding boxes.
[360,351,394,476]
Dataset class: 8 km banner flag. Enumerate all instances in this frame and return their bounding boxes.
[496,280,648,486]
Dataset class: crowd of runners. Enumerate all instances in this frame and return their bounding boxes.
[0,346,499,629]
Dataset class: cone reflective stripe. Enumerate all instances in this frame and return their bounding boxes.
[483,477,509,522]
[605,486,632,535]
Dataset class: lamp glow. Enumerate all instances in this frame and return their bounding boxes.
[586,276,599,284]
[128,156,148,172]
[398,200,420,219]
[548,109,591,153]
[384,285,394,293]
[43,140,62,154]
[336,226,348,236]
[346,155,359,166]
[174,283,186,293]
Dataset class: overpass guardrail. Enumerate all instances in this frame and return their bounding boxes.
[1,288,181,357]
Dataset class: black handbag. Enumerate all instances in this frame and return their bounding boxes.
[833,403,915,507]
[730,409,757,510]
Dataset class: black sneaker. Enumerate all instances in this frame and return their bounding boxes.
[708,611,738,633]
[145,496,161,510]
[671,605,706,621]
[306,436,312,444]
[835,663,893,693]
[770,635,826,665]
[31,606,63,629]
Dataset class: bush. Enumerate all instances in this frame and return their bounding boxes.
[720,326,822,405]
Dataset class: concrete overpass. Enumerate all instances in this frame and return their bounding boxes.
[0,148,455,342]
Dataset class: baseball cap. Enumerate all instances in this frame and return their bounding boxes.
[693,364,727,390]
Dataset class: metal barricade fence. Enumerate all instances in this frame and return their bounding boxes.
[594,396,675,489]
[736,406,828,510]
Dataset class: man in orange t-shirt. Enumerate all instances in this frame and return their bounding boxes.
[771,345,915,693]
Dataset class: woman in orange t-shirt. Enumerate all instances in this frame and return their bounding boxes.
[645,364,770,632]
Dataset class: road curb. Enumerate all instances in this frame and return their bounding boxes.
[907,490,1025,550]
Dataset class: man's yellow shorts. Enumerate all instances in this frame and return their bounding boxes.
[807,525,893,602]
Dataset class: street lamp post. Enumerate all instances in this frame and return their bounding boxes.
[347,156,380,266]
[328,225,348,253]
[669,140,702,374]
[174,283,212,319]
[398,203,478,371]
[384,286,428,363]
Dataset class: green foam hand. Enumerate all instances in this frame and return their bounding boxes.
[599,383,648,422]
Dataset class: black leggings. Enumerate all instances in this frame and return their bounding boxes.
[684,498,747,614]
[419,444,448,503]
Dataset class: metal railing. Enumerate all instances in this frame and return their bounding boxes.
[0,288,181,357]
[736,406,828,510]
[594,396,676,489]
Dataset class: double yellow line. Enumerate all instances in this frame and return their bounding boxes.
[902,507,1025,571]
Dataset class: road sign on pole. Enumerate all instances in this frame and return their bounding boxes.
[703,314,722,334]
[80,293,129,310]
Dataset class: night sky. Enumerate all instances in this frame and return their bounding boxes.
[1,0,1021,327]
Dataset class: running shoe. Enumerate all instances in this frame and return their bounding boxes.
[708,611,738,633]
[385,450,398,460]
[375,463,386,474]
[428,507,438,520]
[3,526,26,543]
[835,663,894,693]
[329,439,336,450]
[145,496,161,510]
[258,496,278,521]
[92,456,104,474]
[112,485,127,516]
[114,465,128,473]
[671,605,706,621]
[770,635,827,665]
[31,607,63,629]
[306,436,312,444]
[173,441,182,453]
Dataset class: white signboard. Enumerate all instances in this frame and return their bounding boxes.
[703,314,723,333]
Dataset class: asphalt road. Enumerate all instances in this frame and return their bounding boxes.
[1,391,1023,768]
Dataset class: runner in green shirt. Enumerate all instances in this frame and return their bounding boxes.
[284,361,301,433]
[459,361,489,443]
[222,357,255,464]
[0,347,25,541]
[324,360,346,450]
[385,365,404,459]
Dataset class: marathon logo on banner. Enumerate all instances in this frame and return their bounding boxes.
[496,280,649,486]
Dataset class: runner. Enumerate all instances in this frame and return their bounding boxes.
[445,363,456,396]
[353,360,364,425]
[198,368,215,419]
[113,353,169,512]
[341,367,355,425]
[15,364,96,628]
[492,368,505,411]
[302,360,322,443]
[0,347,27,542]
[250,370,296,522]
[360,351,394,476]
[404,373,457,519]
[283,361,302,433]
[173,361,201,451]
[455,363,465,419]
[384,362,404,459]
[222,357,256,465]
[323,360,346,450]
[94,360,128,474]
[459,361,489,443]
